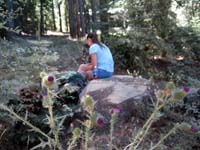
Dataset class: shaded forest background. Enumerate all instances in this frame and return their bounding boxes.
[1,0,200,85]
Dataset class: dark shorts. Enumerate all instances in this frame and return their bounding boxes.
[92,68,113,79]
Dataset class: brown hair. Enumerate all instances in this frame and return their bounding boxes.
[87,32,104,48]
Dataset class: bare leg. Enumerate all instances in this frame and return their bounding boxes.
[86,70,93,80]
[77,64,91,72]
[78,64,93,80]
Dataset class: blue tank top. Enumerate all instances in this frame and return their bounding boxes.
[89,43,114,72]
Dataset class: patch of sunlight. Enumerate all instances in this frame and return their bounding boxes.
[153,55,162,60]
[20,32,32,36]
[109,27,126,35]
[108,0,126,14]
[68,37,79,41]
[27,39,53,46]
[45,30,68,36]
[176,55,184,61]
[53,0,67,32]
[155,35,162,39]
[170,1,188,27]
[108,7,124,14]
[112,0,127,7]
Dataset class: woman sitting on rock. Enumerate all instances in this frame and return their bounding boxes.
[78,32,114,80]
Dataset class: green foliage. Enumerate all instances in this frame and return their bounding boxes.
[162,88,200,124]
[0,0,22,33]
[0,1,7,28]
[125,81,187,150]
[108,22,200,85]
[108,31,170,77]
[190,17,200,33]
[0,71,86,149]
[104,0,200,84]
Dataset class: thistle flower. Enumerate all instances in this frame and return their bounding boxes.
[90,112,104,126]
[40,72,55,88]
[96,117,104,126]
[42,75,55,88]
[191,125,199,132]
[111,107,120,113]
[183,86,190,93]
[47,75,54,82]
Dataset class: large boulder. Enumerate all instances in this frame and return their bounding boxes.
[79,75,153,122]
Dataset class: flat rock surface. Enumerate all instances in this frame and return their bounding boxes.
[80,75,150,104]
[79,75,152,121]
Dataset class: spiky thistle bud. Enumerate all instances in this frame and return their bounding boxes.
[83,95,94,112]
[166,81,175,91]
[40,72,47,78]
[73,127,81,138]
[173,90,186,101]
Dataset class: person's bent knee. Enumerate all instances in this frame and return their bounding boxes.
[86,71,93,80]
[78,64,86,72]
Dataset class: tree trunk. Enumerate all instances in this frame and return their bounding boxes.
[40,0,44,35]
[144,0,153,14]
[68,0,78,38]
[76,1,81,37]
[199,1,200,18]
[6,0,14,39]
[64,0,68,32]
[83,0,90,33]
[99,0,109,35]
[52,0,56,30]
[91,0,97,32]
[58,1,62,32]
[156,0,172,38]
[78,0,86,36]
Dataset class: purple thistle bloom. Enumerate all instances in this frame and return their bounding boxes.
[42,93,48,97]
[111,107,120,113]
[183,86,190,93]
[191,125,199,132]
[47,75,54,82]
[96,117,104,126]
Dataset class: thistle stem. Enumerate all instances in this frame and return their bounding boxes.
[0,104,53,141]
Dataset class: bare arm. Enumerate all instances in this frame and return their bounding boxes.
[90,53,97,69]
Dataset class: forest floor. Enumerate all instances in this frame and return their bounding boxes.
[0,33,84,150]
[0,34,200,150]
